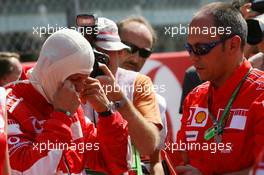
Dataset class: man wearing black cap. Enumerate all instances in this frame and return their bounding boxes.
[247,14,264,70]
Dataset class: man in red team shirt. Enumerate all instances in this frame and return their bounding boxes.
[5,29,129,175]
[167,2,264,175]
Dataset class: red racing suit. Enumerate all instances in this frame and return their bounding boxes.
[0,89,7,175]
[170,60,264,174]
[6,82,129,175]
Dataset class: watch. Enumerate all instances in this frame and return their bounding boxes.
[98,102,114,117]
[98,98,127,117]
[113,98,127,109]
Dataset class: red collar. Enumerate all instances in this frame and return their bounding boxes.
[209,59,251,100]
[12,82,53,117]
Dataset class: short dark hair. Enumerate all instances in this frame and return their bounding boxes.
[197,2,248,49]
[117,16,157,47]
[0,52,20,79]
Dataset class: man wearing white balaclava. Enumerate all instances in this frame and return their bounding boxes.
[5,29,129,175]
[28,29,94,103]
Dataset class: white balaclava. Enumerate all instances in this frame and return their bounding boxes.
[28,29,94,103]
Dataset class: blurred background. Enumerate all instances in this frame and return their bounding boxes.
[0,0,228,62]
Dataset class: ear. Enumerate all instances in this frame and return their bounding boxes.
[228,35,241,54]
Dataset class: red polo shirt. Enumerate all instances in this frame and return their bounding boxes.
[173,60,264,174]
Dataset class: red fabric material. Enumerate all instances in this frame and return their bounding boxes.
[160,149,177,175]
[6,82,129,175]
[253,149,264,175]
[168,60,264,175]
[0,133,6,175]
[20,64,34,80]
[0,102,6,175]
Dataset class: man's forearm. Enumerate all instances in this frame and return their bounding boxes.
[150,149,164,175]
[117,97,160,155]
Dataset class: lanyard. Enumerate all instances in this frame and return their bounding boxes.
[204,68,252,142]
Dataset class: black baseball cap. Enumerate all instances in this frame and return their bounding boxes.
[247,14,264,45]
[251,0,264,14]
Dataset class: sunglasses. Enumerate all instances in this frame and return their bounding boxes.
[122,41,152,58]
[185,39,225,56]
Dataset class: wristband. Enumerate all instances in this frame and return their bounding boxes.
[98,110,113,117]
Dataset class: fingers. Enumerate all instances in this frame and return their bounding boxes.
[85,76,110,86]
[80,88,104,98]
[96,75,112,85]
[80,78,106,102]
[84,77,97,84]
[85,74,116,95]
[80,85,110,113]
[98,64,115,80]
[83,78,104,92]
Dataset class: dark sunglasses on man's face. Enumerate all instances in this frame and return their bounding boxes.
[184,39,225,56]
[122,41,152,58]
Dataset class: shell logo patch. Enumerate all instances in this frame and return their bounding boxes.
[195,111,207,124]
[188,107,209,127]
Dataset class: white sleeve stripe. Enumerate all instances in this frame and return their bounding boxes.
[8,98,23,113]
[11,149,63,175]
[70,121,83,140]
[8,123,23,135]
